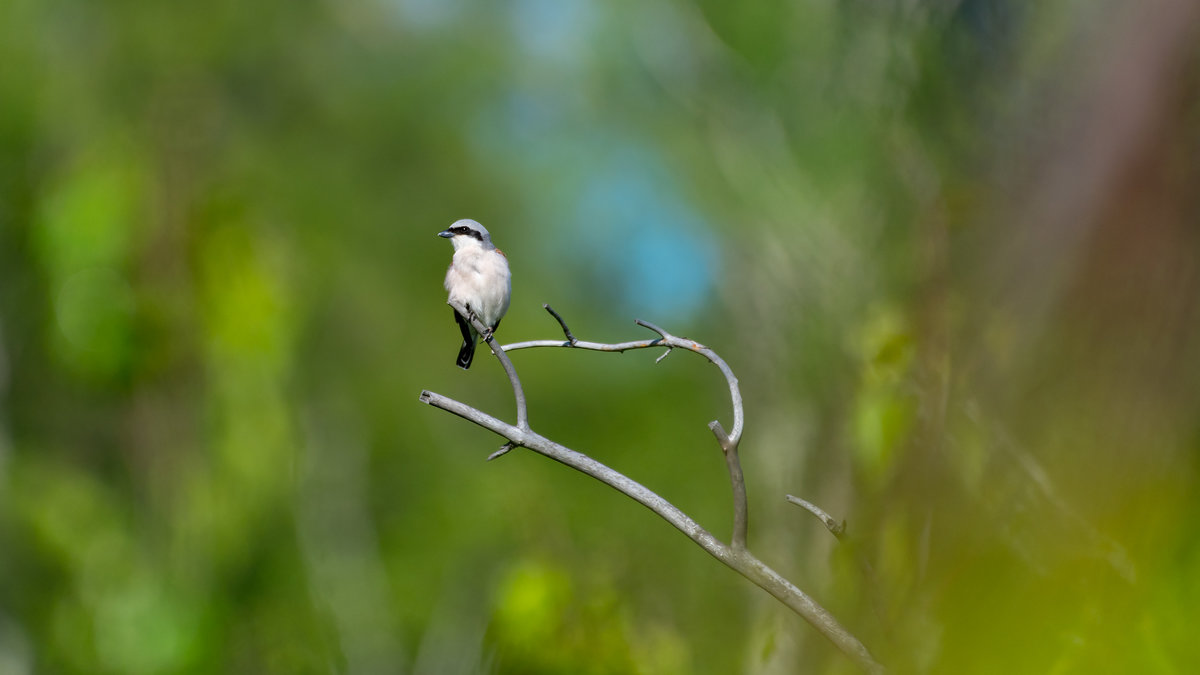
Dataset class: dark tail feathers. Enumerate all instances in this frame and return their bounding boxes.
[453,307,475,369]
[456,338,475,369]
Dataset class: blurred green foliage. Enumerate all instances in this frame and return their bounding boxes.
[1,0,1199,673]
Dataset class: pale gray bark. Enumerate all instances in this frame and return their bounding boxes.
[420,303,882,673]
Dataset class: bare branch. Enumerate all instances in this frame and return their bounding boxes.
[787,494,847,540]
[419,390,721,548]
[418,386,880,671]
[510,314,750,549]
[448,299,530,432]
[508,313,746,497]
[420,308,882,672]
[418,390,525,443]
[502,337,658,351]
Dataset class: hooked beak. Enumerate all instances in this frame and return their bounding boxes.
[437,230,454,238]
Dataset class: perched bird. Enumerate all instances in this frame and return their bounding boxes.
[439,219,511,369]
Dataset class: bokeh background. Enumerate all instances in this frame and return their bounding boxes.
[2,0,1199,673]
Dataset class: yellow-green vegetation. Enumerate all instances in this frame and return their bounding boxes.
[1,1,1198,673]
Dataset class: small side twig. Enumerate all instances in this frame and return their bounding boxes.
[787,493,888,637]
[543,303,578,345]
[633,318,670,339]
[787,494,847,541]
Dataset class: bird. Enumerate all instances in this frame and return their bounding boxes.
[439,219,511,369]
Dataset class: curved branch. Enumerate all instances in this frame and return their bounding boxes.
[449,299,530,432]
[503,309,742,446]
[417,389,881,672]
[506,307,749,548]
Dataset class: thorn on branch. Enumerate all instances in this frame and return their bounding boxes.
[488,442,516,461]
[543,304,578,346]
[786,495,847,540]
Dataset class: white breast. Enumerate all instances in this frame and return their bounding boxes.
[445,245,511,328]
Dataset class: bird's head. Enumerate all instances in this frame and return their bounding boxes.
[438,219,494,251]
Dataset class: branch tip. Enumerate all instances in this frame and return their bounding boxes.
[635,319,670,339]
[656,348,672,363]
[708,420,731,448]
[543,304,579,345]
[786,495,847,539]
